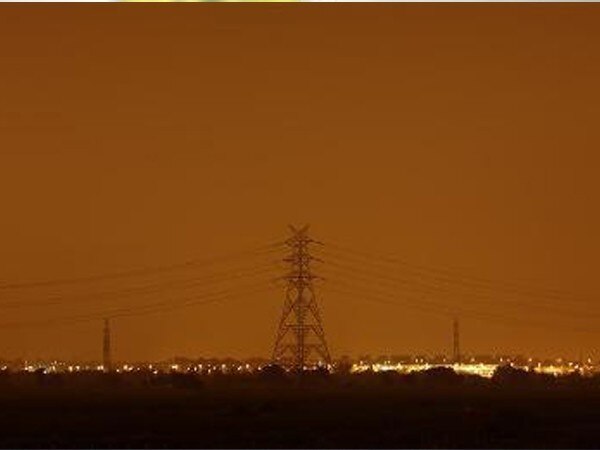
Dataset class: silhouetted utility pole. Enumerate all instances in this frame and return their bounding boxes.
[272,225,331,371]
[453,317,461,365]
[103,318,112,372]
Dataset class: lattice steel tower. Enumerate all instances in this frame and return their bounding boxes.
[272,225,331,370]
[103,318,112,372]
[453,317,461,365]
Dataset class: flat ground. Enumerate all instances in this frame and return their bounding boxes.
[1,371,600,448]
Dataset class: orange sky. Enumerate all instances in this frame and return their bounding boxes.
[1,5,600,362]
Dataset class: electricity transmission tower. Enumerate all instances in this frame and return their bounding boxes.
[453,317,461,365]
[103,318,112,372]
[272,225,331,371]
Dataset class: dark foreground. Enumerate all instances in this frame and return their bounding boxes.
[2,368,600,448]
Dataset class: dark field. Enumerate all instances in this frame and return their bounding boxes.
[1,368,600,448]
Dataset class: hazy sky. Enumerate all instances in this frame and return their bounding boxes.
[1,5,599,362]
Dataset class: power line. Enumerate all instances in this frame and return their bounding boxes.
[0,279,278,329]
[315,243,600,308]
[323,274,600,328]
[316,258,600,320]
[0,260,283,310]
[0,240,284,291]
[320,280,599,334]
